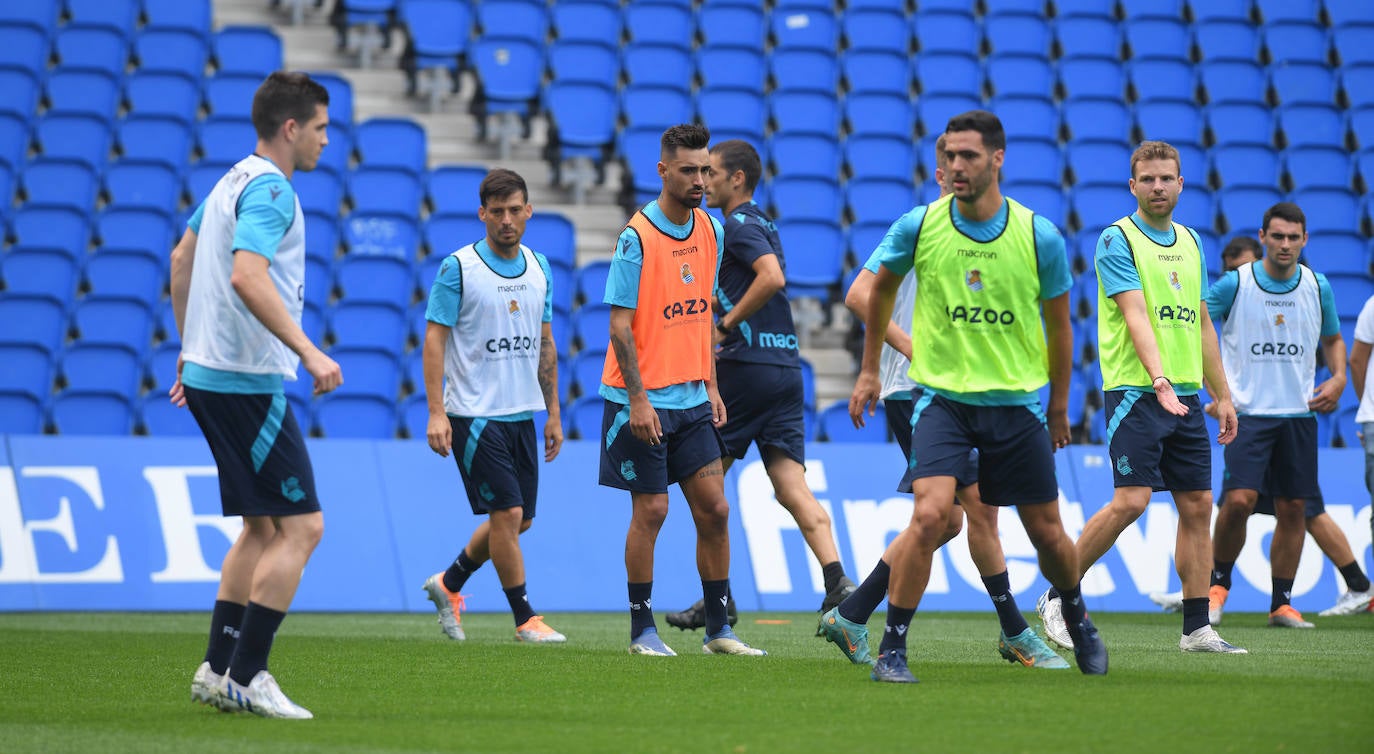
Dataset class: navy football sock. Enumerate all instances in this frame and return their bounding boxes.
[982,571,1030,636]
[227,602,286,686]
[839,559,889,624]
[203,600,245,675]
[878,605,916,655]
[628,581,655,641]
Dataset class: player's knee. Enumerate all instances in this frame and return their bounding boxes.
[518,517,533,534]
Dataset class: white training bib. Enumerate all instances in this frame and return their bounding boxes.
[1220,262,1322,416]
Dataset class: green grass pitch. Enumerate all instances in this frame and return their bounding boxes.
[2,610,1371,753]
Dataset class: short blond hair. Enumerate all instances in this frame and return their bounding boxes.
[1130,140,1181,179]
[934,133,948,171]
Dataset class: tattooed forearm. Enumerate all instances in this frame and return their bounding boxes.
[538,332,558,410]
[610,323,646,397]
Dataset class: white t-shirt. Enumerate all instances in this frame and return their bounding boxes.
[1355,295,1374,424]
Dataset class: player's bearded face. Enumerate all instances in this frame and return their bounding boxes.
[661,147,709,210]
[942,131,999,202]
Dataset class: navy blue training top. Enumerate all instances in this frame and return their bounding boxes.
[714,200,801,368]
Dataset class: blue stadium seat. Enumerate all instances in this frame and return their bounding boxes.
[771,175,842,223]
[34,114,113,172]
[570,348,607,399]
[1119,0,1184,19]
[11,205,91,259]
[844,92,914,140]
[992,96,1060,144]
[0,390,45,433]
[1053,0,1115,19]
[842,8,909,55]
[124,72,202,125]
[329,300,409,353]
[985,13,1050,58]
[1342,66,1374,111]
[1255,0,1320,24]
[1264,22,1331,67]
[1271,62,1337,107]
[545,80,618,166]
[292,169,344,216]
[0,67,39,122]
[1327,0,1374,28]
[913,53,980,97]
[348,166,423,216]
[315,127,353,178]
[1329,274,1374,319]
[1,246,80,300]
[1067,142,1131,187]
[303,256,331,309]
[847,177,916,229]
[699,4,764,49]
[544,260,575,322]
[624,3,692,50]
[45,69,120,123]
[618,126,664,205]
[1207,103,1274,147]
[97,208,176,260]
[0,342,53,398]
[140,395,201,436]
[314,394,397,438]
[844,135,915,184]
[83,249,164,302]
[70,297,155,355]
[621,43,692,91]
[1354,108,1374,152]
[53,26,128,74]
[21,158,99,213]
[183,163,222,201]
[1135,100,1204,147]
[0,160,12,213]
[1173,187,1216,233]
[985,55,1053,100]
[775,219,844,299]
[399,392,428,439]
[0,3,59,35]
[847,220,891,263]
[917,93,981,136]
[60,343,142,395]
[1125,19,1191,61]
[212,26,282,78]
[197,117,258,167]
[1193,22,1260,64]
[1130,59,1196,104]
[302,72,354,136]
[524,213,577,270]
[51,390,136,435]
[1197,60,1266,106]
[344,213,419,258]
[335,254,415,306]
[772,9,838,53]
[573,304,612,352]
[423,213,484,258]
[104,161,182,215]
[134,29,210,79]
[576,259,613,307]
[770,49,839,95]
[697,87,766,145]
[1062,99,1132,143]
[1335,405,1362,450]
[551,1,621,49]
[204,75,261,119]
[355,117,427,175]
[474,0,546,46]
[775,0,839,11]
[819,400,887,443]
[1007,182,1066,229]
[470,37,544,117]
[116,116,194,176]
[1276,104,1345,150]
[767,92,837,142]
[145,342,181,392]
[1002,139,1062,188]
[400,0,472,85]
[912,11,979,57]
[1212,144,1280,189]
[843,50,910,97]
[549,41,619,89]
[1292,188,1360,235]
[1285,146,1352,192]
[1055,17,1121,61]
[426,165,486,217]
[328,346,402,400]
[0,294,67,352]
[1217,186,1283,235]
[143,0,212,38]
[301,210,340,264]
[0,26,50,75]
[568,394,605,441]
[1190,0,1253,23]
[1306,232,1370,276]
[65,0,139,36]
[1059,58,1127,101]
[620,85,693,132]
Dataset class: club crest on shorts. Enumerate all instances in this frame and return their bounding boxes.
[1169,270,1182,290]
[965,269,983,291]
[508,299,522,319]
[680,262,694,284]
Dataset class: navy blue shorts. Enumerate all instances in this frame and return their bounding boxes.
[1251,492,1326,518]
[1104,390,1211,492]
[885,397,978,491]
[1221,415,1319,501]
[598,400,727,494]
[716,360,806,465]
[184,386,320,517]
[897,390,1056,506]
[449,416,538,518]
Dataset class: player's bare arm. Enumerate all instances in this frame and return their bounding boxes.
[1310,333,1348,414]
[850,264,902,427]
[844,269,913,360]
[538,320,564,460]
[714,252,785,349]
[1199,301,1237,444]
[609,305,661,444]
[422,321,451,457]
[1112,287,1187,416]
[167,228,199,407]
[230,251,341,395]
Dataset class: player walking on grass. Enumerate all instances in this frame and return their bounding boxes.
[1037,141,1247,655]
[419,168,567,645]
[1149,230,1371,620]
[600,124,764,658]
[836,111,1106,683]
[174,72,336,719]
[664,139,854,632]
[838,132,1067,670]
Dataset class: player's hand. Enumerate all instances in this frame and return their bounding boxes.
[629,396,662,446]
[1213,397,1238,445]
[711,323,727,350]
[1153,380,1188,416]
[1203,401,1219,419]
[849,370,881,428]
[302,348,342,395]
[708,384,727,427]
[1307,376,1346,414]
[427,412,452,457]
[1047,408,1070,451]
[544,414,564,461]
[168,353,187,407]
